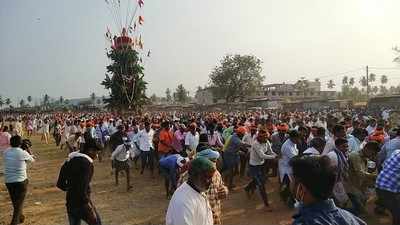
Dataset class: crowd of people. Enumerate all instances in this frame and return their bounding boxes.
[0,108,399,225]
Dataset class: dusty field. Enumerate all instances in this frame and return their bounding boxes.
[0,136,392,225]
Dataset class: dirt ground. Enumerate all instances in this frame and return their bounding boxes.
[0,136,393,225]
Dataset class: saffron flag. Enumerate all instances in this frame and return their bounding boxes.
[138,16,144,25]
[138,0,144,8]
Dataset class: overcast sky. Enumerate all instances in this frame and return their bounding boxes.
[1,0,400,105]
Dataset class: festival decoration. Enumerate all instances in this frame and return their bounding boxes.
[102,0,151,111]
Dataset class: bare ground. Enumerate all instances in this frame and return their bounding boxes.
[0,136,392,225]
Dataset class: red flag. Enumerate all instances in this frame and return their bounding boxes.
[138,0,144,8]
[138,16,144,25]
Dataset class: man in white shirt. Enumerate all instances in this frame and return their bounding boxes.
[322,125,346,155]
[303,137,326,156]
[278,130,300,207]
[3,135,35,225]
[245,130,277,211]
[166,157,215,225]
[185,123,199,156]
[111,138,137,191]
[137,122,155,176]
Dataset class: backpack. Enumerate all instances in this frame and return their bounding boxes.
[56,160,71,191]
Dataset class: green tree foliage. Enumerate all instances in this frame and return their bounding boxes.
[27,96,32,105]
[209,54,264,102]
[102,47,147,111]
[327,80,335,89]
[19,99,25,108]
[59,96,64,104]
[174,84,189,104]
[0,96,3,108]
[5,98,11,107]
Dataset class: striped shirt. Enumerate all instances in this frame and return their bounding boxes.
[376,150,400,193]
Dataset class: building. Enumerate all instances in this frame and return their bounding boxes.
[262,81,336,101]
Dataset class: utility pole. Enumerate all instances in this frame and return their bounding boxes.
[366,65,369,99]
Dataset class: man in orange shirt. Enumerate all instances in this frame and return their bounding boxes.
[158,121,173,159]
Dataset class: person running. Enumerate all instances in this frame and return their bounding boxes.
[290,155,366,225]
[279,130,301,207]
[137,121,155,176]
[3,135,35,225]
[222,126,250,190]
[245,129,277,211]
[166,157,215,225]
[57,141,102,225]
[111,138,136,191]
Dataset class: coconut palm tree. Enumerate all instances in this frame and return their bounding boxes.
[369,73,376,82]
[342,76,348,86]
[349,77,355,86]
[381,75,388,85]
[19,99,25,108]
[90,92,96,104]
[43,94,50,106]
[59,96,64,104]
[27,96,32,106]
[5,98,11,108]
[327,80,335,89]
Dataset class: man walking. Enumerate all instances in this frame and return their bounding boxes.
[3,135,34,225]
[57,141,102,225]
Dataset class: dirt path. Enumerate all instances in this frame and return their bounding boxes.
[0,136,392,225]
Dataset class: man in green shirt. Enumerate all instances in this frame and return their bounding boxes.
[346,141,380,215]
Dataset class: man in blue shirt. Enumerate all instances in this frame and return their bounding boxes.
[375,149,400,225]
[290,155,366,225]
[159,154,187,199]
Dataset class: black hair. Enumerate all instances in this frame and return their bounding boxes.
[21,139,32,150]
[288,130,300,139]
[199,133,208,143]
[309,137,326,149]
[332,124,345,135]
[335,137,348,147]
[364,141,380,153]
[290,155,336,200]
[316,127,325,137]
[10,135,22,148]
[2,126,8,132]
[81,139,99,154]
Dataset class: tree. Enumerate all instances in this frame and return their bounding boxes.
[294,77,310,98]
[59,96,64,104]
[369,73,376,82]
[314,78,320,83]
[371,86,379,95]
[27,96,32,106]
[101,46,148,111]
[379,85,388,95]
[150,94,158,104]
[43,94,50,106]
[327,80,335,89]
[96,99,102,105]
[174,84,189,104]
[360,76,368,89]
[349,77,355,86]
[393,46,400,63]
[64,99,70,105]
[5,98,11,107]
[165,88,172,103]
[209,54,264,102]
[90,92,96,104]
[381,75,388,85]
[342,76,348,86]
[0,96,3,109]
[19,99,25,108]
